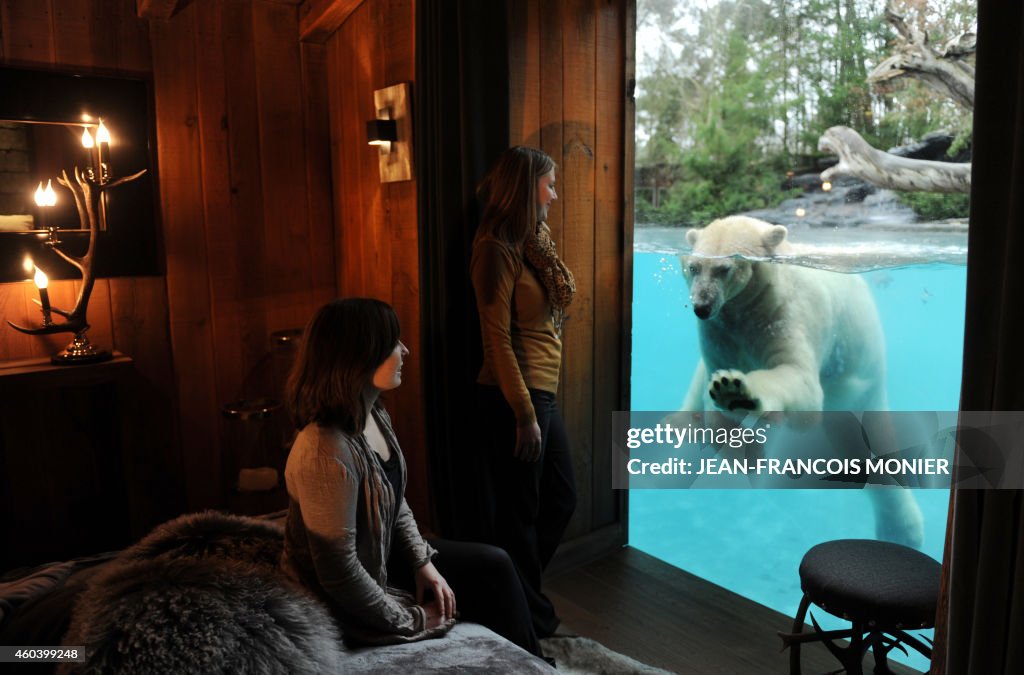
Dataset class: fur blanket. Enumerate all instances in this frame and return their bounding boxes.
[59,511,344,674]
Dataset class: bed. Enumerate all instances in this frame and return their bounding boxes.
[0,511,553,673]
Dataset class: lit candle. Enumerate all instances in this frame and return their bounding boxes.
[82,126,97,180]
[34,266,52,325]
[96,121,111,182]
[34,180,56,230]
[43,179,56,206]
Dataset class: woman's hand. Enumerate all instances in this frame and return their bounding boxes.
[515,421,543,462]
[415,562,456,620]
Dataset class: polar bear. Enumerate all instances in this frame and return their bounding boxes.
[680,215,924,548]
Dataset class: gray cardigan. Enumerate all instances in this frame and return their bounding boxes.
[280,406,449,644]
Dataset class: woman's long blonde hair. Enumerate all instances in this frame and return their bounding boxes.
[475,146,556,249]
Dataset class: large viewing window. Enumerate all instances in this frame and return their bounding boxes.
[629,1,975,671]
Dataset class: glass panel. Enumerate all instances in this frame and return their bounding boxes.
[0,121,100,233]
[630,2,974,672]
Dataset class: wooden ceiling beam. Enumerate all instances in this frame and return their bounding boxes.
[300,0,363,43]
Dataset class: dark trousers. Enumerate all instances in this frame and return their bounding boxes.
[477,385,577,638]
[387,538,541,657]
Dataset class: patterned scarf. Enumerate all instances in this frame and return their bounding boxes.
[523,222,576,331]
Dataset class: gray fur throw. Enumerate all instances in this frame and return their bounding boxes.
[59,511,343,674]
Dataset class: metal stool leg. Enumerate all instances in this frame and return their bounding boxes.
[789,594,811,675]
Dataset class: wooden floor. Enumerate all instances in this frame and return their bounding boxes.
[545,546,921,675]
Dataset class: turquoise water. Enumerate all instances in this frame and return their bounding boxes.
[628,236,967,673]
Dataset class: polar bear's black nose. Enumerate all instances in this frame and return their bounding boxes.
[694,304,712,320]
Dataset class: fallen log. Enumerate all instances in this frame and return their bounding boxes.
[818,126,971,194]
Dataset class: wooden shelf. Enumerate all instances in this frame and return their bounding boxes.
[0,351,133,382]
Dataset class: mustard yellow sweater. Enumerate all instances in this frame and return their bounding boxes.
[471,235,561,426]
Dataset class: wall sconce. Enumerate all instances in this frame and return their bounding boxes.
[366,83,412,183]
[366,119,397,149]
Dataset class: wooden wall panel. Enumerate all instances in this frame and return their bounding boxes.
[253,0,314,330]
[1,0,336,532]
[53,0,116,66]
[508,0,540,150]
[561,0,598,537]
[150,6,219,510]
[0,287,32,357]
[300,41,336,310]
[195,0,239,421]
[148,0,337,510]
[221,0,270,411]
[508,0,630,541]
[594,0,628,527]
[0,1,54,62]
[324,0,430,520]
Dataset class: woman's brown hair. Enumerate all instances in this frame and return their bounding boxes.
[285,297,401,434]
[475,146,556,249]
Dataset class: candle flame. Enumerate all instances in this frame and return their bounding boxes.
[96,121,111,144]
[23,256,34,274]
[34,182,46,206]
[43,179,57,206]
[34,267,49,289]
[82,127,95,148]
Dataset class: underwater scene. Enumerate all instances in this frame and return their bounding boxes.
[628,219,967,673]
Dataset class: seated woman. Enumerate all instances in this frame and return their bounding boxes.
[279,297,542,657]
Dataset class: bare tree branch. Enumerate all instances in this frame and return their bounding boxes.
[868,8,975,109]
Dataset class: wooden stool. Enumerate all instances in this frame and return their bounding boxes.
[779,539,940,674]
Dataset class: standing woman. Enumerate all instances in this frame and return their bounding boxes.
[471,146,577,638]
[280,298,541,656]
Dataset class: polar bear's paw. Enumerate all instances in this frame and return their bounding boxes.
[709,370,760,412]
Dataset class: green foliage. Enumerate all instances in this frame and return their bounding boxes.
[948,126,973,157]
[635,0,976,227]
[897,192,971,220]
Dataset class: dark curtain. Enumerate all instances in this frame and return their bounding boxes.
[943,1,1024,672]
[416,0,510,539]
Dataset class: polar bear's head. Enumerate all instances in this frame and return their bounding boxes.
[682,216,789,320]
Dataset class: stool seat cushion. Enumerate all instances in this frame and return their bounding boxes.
[799,539,940,628]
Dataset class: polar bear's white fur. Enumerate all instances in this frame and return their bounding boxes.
[680,215,923,547]
[681,216,885,413]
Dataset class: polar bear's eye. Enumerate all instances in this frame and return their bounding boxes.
[711,265,730,278]
[687,263,701,275]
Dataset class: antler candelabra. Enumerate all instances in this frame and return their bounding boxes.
[7,147,146,364]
